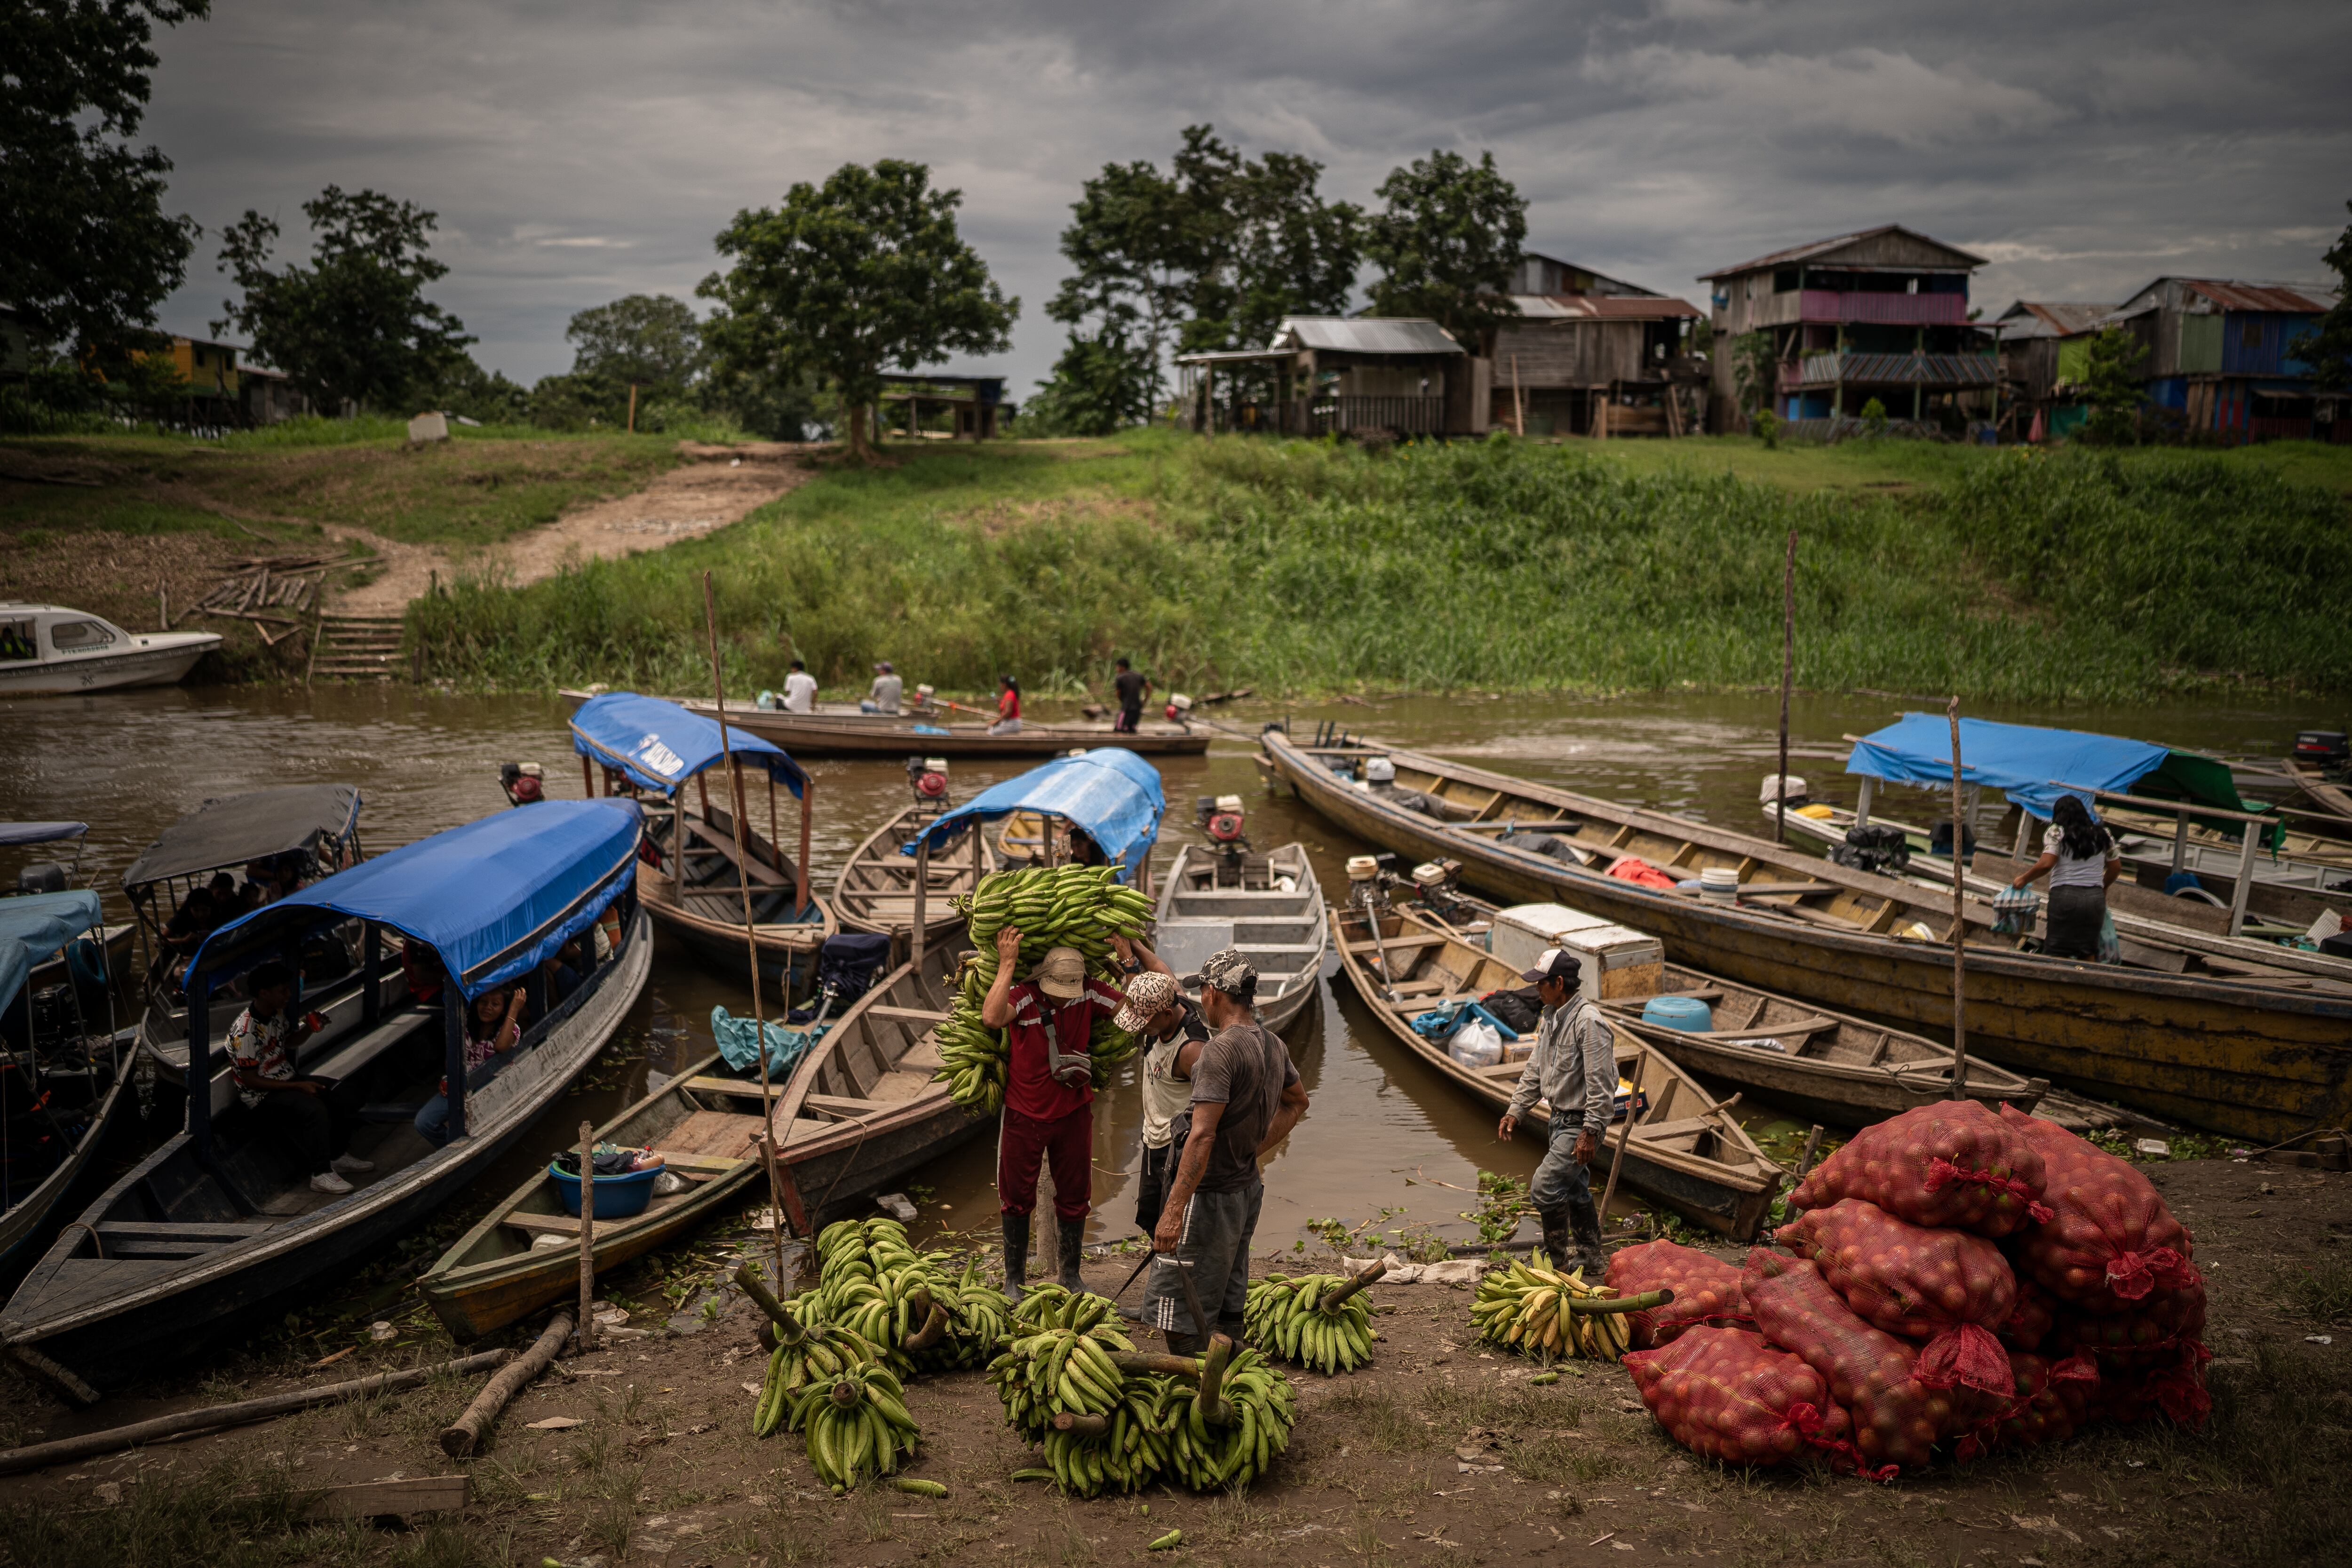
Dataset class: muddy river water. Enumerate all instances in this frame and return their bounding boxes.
[0,683,2330,1273]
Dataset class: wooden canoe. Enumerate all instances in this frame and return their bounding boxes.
[2287,761,2352,830]
[641,799,836,998]
[1332,902,1782,1239]
[1152,843,1327,1036]
[418,1050,763,1340]
[1262,726,2352,1145]
[834,805,994,942]
[559,689,1210,759]
[0,1028,136,1286]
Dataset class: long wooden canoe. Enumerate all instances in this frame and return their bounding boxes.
[834,805,994,943]
[641,800,836,998]
[560,689,1210,759]
[1262,727,2352,1144]
[0,1028,136,1287]
[419,1050,763,1340]
[1152,843,1328,1036]
[2286,761,2352,836]
[1332,902,1781,1240]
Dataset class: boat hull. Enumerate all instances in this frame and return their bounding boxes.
[0,1036,136,1286]
[674,702,1208,758]
[0,635,219,696]
[1267,731,2352,1144]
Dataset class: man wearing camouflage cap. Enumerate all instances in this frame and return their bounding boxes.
[1144,948,1310,1355]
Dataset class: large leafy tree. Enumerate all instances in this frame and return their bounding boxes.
[213,186,474,411]
[1023,326,1157,436]
[2290,199,2352,395]
[1046,158,1194,418]
[699,160,1017,460]
[566,293,704,390]
[1365,150,1527,353]
[2,0,210,370]
[2080,326,2149,446]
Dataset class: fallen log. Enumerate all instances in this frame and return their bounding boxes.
[439,1313,573,1457]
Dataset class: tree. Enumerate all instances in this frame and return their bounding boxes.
[566,294,704,391]
[1364,150,1526,352]
[1023,327,1157,436]
[1732,330,1780,429]
[2290,199,2352,395]
[2,0,210,371]
[699,160,1017,460]
[2080,327,2148,445]
[213,186,474,412]
[1047,158,1192,418]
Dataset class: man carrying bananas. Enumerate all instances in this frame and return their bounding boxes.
[1496,948,1617,1277]
[1145,950,1309,1355]
[980,924,1172,1303]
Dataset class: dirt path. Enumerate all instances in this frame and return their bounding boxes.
[332,441,814,614]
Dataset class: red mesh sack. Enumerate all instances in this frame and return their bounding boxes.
[2000,1105,2196,1310]
[1623,1326,1875,1475]
[1789,1101,2050,1238]
[1952,1349,2099,1460]
[2091,1340,2212,1428]
[1742,1250,2002,1471]
[2049,1268,2207,1367]
[1996,1281,2056,1351]
[1606,1240,1752,1349]
[1776,1198,2018,1397]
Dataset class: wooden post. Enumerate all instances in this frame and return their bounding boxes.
[702,571,788,1282]
[1947,698,1969,1098]
[1595,385,1609,440]
[767,773,784,875]
[1793,1124,1825,1181]
[2171,812,2190,876]
[627,383,638,434]
[911,836,930,973]
[1776,529,1796,843]
[797,778,814,921]
[2227,820,2259,938]
[576,1120,596,1351]
[1594,1047,1645,1231]
[442,992,467,1142]
[1510,355,1525,437]
[580,754,595,799]
[1855,775,1875,831]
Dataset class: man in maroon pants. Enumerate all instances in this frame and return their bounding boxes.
[980,924,1166,1301]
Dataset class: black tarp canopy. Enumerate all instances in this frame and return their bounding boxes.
[120,784,364,889]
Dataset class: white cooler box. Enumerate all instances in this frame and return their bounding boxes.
[1493,903,1663,1005]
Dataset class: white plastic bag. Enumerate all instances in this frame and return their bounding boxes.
[1448,1019,1503,1068]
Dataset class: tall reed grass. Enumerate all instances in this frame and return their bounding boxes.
[406,434,2352,701]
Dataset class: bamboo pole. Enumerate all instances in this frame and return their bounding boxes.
[577,1121,596,1352]
[703,572,791,1274]
[1595,1048,1645,1232]
[1777,529,1796,843]
[911,836,930,974]
[1947,698,1969,1098]
[797,779,814,922]
[440,1312,573,1457]
[1511,354,1525,437]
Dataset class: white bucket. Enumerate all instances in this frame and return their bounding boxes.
[1699,867,1740,903]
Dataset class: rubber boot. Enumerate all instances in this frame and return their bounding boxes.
[1567,1196,1609,1280]
[1164,1329,1202,1358]
[1056,1218,1087,1292]
[1537,1206,1574,1273]
[1001,1211,1030,1305]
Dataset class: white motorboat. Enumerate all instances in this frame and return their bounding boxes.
[0,604,219,696]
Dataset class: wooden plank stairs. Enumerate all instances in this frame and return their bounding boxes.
[309,613,406,683]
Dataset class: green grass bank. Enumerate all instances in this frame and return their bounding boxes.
[405,430,2352,705]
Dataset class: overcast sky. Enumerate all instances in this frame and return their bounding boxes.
[143,0,2350,394]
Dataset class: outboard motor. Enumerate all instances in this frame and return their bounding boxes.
[2297,729,2350,780]
[499,761,546,805]
[1164,692,1194,726]
[906,755,951,812]
[15,861,68,896]
[1195,792,1250,884]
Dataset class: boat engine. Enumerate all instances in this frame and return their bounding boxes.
[1344,853,1389,917]
[1195,793,1251,884]
[2297,729,2350,781]
[499,761,546,805]
[907,755,951,811]
[1398,857,1481,925]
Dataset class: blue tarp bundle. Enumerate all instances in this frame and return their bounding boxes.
[191,799,642,1001]
[1409,998,1521,1043]
[902,748,1165,883]
[0,822,86,848]
[570,691,808,799]
[0,890,104,959]
[710,1005,827,1079]
[1850,715,2169,822]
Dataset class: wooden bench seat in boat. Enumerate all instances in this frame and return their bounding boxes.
[1630,1116,1715,1148]
[682,824,787,887]
[94,1219,276,1258]
[505,1195,691,1236]
[682,1074,784,1099]
[865,1005,950,1024]
[656,1109,765,1160]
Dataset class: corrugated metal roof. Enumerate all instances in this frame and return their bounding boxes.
[2181,280,2331,314]
[1700,224,1986,280]
[1996,302,2115,339]
[1506,294,1701,321]
[1274,316,1463,355]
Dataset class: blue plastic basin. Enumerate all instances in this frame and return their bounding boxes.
[548,1162,659,1218]
[1641,995,1714,1034]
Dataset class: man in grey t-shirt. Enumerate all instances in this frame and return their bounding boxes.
[862,661,904,714]
[1144,948,1309,1353]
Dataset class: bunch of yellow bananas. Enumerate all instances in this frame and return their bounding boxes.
[1243,1273,1376,1375]
[985,1288,1135,1442]
[1470,1255,1636,1361]
[793,1361,919,1494]
[1161,1346,1295,1490]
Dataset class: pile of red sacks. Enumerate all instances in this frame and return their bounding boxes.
[1615,1100,2208,1479]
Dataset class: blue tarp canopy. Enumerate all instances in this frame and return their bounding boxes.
[0,939,27,1015]
[1847,714,2270,829]
[0,890,105,959]
[191,799,642,1002]
[903,749,1165,883]
[570,691,808,799]
[0,822,87,848]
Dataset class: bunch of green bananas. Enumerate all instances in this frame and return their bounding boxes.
[1243,1273,1377,1375]
[924,1257,1014,1370]
[935,865,1154,1112]
[985,1288,1135,1442]
[1040,1374,1181,1497]
[1470,1255,1634,1362]
[814,1218,1012,1370]
[793,1360,920,1493]
[749,1321,884,1439]
[1160,1346,1295,1490]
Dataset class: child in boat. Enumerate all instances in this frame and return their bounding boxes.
[414,984,531,1147]
[228,960,373,1195]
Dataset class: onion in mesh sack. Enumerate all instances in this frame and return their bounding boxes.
[1623,1326,1876,1475]
[1951,1348,2100,1460]
[1776,1198,2017,1397]
[1788,1101,2050,1238]
[1999,1105,2196,1311]
[2047,1268,2207,1368]
[1605,1240,1752,1350]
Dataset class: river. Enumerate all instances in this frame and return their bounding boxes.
[0,682,2328,1296]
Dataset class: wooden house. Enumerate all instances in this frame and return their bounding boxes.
[1488,253,1704,437]
[877,374,1008,440]
[1700,225,1998,436]
[2089,279,2341,443]
[1994,302,2114,441]
[1176,316,1487,438]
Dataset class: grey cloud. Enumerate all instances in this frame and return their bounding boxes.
[140,0,2349,391]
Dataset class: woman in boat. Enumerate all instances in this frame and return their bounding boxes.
[414,983,530,1147]
[990,675,1023,735]
[2011,794,2122,960]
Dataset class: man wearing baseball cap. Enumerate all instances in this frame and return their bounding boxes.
[980,923,1172,1302]
[1145,948,1309,1354]
[1112,971,1210,1244]
[1496,948,1618,1276]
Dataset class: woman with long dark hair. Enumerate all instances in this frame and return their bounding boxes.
[2010,794,2121,959]
[989,674,1023,735]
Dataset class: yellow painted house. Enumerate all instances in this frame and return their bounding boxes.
[163,337,240,401]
